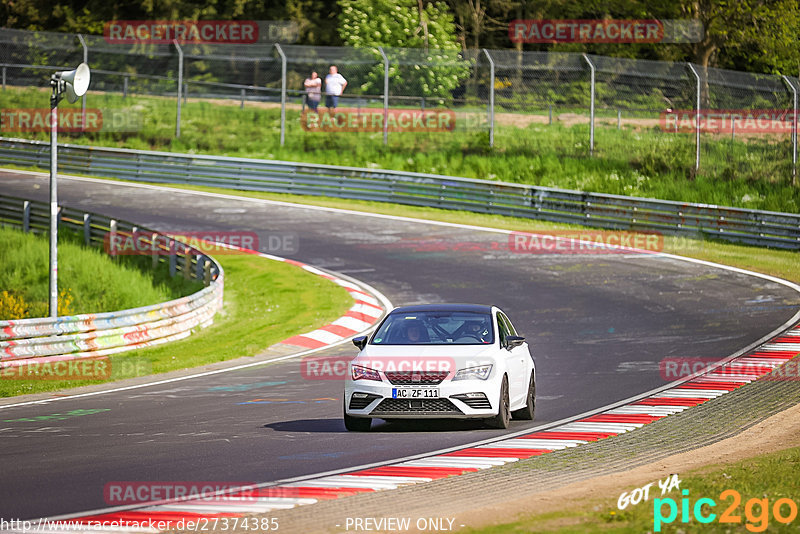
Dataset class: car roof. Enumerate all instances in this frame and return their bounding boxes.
[389,304,494,314]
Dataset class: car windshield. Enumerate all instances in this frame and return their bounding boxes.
[371,311,494,345]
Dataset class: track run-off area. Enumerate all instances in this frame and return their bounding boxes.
[1,169,799,525]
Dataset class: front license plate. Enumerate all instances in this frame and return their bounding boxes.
[392,388,439,399]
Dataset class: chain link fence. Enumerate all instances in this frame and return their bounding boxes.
[1,27,797,186]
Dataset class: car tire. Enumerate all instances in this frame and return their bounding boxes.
[512,371,535,420]
[486,375,510,429]
[343,400,371,431]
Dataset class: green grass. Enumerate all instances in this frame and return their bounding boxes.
[4,86,798,213]
[0,225,201,317]
[0,250,354,397]
[462,445,800,533]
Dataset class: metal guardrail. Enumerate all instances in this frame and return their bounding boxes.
[1,137,799,250]
[0,192,224,365]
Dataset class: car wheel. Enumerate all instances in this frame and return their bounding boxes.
[486,375,510,429]
[511,371,535,420]
[343,399,371,431]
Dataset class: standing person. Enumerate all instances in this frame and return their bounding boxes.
[324,65,347,110]
[303,71,321,112]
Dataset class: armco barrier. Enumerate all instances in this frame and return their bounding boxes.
[1,137,799,249]
[0,193,224,367]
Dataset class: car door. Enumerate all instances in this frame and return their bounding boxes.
[498,312,528,406]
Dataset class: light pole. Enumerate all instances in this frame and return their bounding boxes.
[49,63,90,317]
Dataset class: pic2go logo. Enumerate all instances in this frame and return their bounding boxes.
[654,489,799,532]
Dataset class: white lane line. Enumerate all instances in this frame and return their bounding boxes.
[293,329,344,344]
[657,389,728,398]
[331,316,373,331]
[481,440,581,450]
[555,422,642,433]
[605,406,688,416]
[400,458,511,468]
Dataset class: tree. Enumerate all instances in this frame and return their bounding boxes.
[338,0,470,99]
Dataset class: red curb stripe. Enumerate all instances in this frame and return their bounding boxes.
[345,311,380,324]
[521,431,618,441]
[284,259,306,267]
[350,466,479,478]
[582,414,665,424]
[320,324,358,337]
[633,397,709,407]
[250,487,374,498]
[677,381,741,391]
[747,351,798,359]
[443,448,551,458]
[771,337,800,343]
[281,335,327,349]
[345,287,372,298]
[354,300,383,311]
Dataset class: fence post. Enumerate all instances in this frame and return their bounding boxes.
[22,200,30,232]
[617,109,621,130]
[109,219,117,260]
[274,43,287,147]
[687,63,701,172]
[379,47,389,146]
[483,49,495,148]
[2,66,6,90]
[169,239,177,277]
[173,40,183,138]
[582,54,595,156]
[151,233,159,269]
[782,75,797,185]
[83,213,91,244]
[240,88,245,109]
[77,34,88,132]
[123,75,128,98]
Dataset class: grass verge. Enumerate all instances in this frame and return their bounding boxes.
[3,86,799,213]
[0,237,353,397]
[0,225,201,317]
[463,445,800,533]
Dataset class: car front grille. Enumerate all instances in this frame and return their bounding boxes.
[349,393,382,410]
[371,398,463,416]
[384,371,450,385]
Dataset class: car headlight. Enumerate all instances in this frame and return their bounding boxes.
[453,364,492,381]
[351,364,382,382]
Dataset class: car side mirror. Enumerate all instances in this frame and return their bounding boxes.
[352,335,368,350]
[505,335,525,350]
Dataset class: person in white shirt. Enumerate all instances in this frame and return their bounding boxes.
[324,65,347,110]
[304,71,321,112]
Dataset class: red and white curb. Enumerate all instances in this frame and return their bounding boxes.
[278,260,384,349]
[47,324,798,532]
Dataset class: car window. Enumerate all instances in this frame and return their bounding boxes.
[371,311,494,345]
[496,312,511,347]
[499,312,517,336]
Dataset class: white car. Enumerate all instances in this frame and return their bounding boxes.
[344,304,535,431]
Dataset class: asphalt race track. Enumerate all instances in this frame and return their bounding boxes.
[1,169,798,520]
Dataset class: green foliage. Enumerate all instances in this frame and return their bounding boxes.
[338,0,470,99]
[0,225,200,318]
